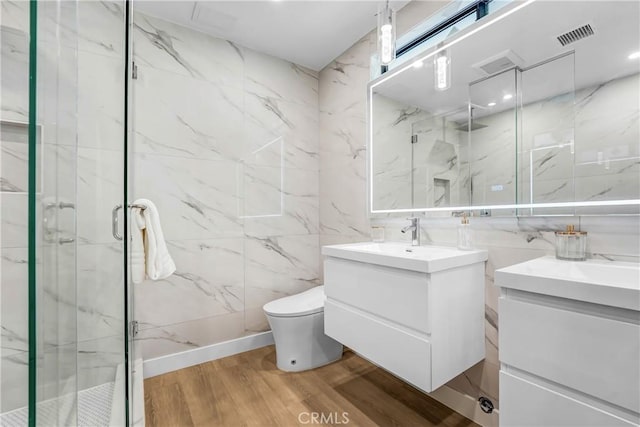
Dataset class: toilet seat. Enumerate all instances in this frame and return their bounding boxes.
[263,286,325,318]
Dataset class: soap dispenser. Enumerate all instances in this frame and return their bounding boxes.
[457,214,473,250]
[555,224,587,261]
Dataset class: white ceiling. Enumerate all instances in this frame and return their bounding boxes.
[134,0,410,71]
[375,0,640,119]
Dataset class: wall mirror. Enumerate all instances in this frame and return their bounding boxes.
[369,0,640,215]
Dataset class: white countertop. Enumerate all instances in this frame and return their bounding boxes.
[322,242,488,273]
[495,256,640,311]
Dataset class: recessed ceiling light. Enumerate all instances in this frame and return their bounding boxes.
[488,102,496,107]
[628,51,640,60]
[412,60,424,69]
[503,94,513,100]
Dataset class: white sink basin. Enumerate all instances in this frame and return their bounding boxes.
[322,242,488,273]
[496,256,640,311]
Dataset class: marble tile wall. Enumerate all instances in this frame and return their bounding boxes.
[1,0,32,413]
[317,14,640,421]
[131,13,320,359]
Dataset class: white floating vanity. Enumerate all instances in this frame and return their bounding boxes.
[322,242,488,392]
[496,257,640,427]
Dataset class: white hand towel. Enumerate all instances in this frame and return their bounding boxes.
[132,198,176,283]
[131,207,147,284]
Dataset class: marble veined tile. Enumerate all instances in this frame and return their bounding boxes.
[33,1,125,59]
[37,44,80,148]
[77,1,126,58]
[77,335,125,391]
[1,141,28,192]
[1,247,28,354]
[134,238,244,330]
[244,94,319,171]
[1,194,28,248]
[318,35,370,173]
[1,1,29,34]
[76,243,125,343]
[244,234,320,298]
[319,109,367,172]
[319,167,370,238]
[133,64,244,161]
[133,13,244,88]
[133,153,243,240]
[135,312,246,360]
[0,350,28,413]
[319,35,371,113]
[76,147,125,245]
[77,51,125,152]
[0,24,29,123]
[243,47,318,109]
[242,166,319,237]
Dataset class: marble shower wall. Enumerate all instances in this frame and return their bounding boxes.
[1,2,30,412]
[131,13,319,359]
[318,15,640,422]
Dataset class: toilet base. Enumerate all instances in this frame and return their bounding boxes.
[266,311,343,372]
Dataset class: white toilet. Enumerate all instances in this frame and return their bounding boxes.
[263,286,343,372]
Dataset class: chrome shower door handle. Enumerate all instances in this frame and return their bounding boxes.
[112,204,123,241]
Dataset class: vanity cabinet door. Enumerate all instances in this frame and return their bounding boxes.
[324,300,432,392]
[324,258,430,333]
[500,371,637,427]
[500,297,640,413]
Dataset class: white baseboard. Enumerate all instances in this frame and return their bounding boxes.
[142,331,274,379]
[428,385,499,427]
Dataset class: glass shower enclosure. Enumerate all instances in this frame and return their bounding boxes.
[1,1,136,425]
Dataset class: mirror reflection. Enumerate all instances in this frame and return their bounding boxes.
[370,0,640,214]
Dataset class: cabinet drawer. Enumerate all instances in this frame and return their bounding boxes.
[324,257,429,333]
[500,297,640,413]
[324,300,432,392]
[500,371,638,427]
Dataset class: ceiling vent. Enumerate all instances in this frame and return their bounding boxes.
[472,49,524,76]
[191,3,237,32]
[556,24,594,46]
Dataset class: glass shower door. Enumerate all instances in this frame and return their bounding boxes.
[32,1,129,425]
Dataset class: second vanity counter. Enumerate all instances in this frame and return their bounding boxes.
[495,256,640,426]
[495,256,640,311]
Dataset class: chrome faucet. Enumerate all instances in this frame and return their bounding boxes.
[401,217,420,246]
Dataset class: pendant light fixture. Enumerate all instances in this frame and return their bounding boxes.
[378,1,396,65]
[434,49,451,91]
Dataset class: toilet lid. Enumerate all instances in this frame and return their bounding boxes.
[263,286,325,317]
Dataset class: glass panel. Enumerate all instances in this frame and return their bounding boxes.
[411,113,470,212]
[468,69,518,216]
[22,0,128,425]
[519,54,575,216]
[35,0,80,424]
[1,0,31,423]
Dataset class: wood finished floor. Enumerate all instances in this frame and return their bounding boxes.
[144,346,478,427]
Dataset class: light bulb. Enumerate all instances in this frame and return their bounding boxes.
[503,93,513,100]
[380,24,393,65]
[434,53,450,91]
[377,5,395,66]
[487,102,496,107]
[412,60,424,69]
[629,51,640,60]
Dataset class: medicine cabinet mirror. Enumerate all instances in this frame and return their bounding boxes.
[369,0,639,215]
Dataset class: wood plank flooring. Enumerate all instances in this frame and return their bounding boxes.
[144,346,479,427]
